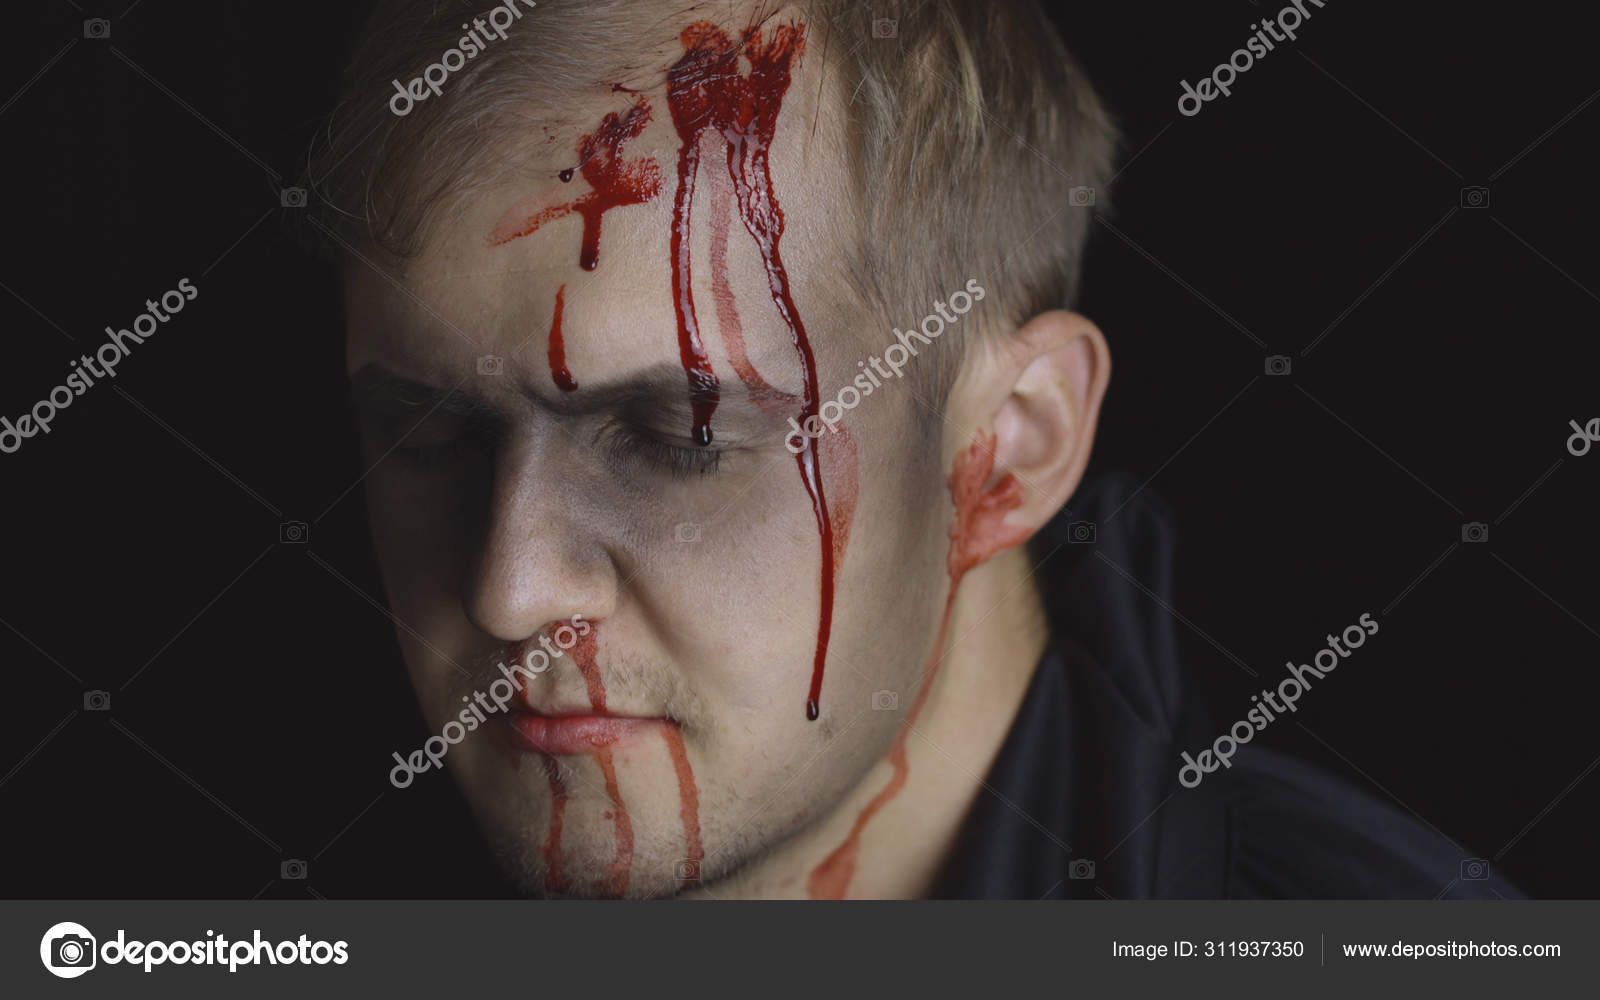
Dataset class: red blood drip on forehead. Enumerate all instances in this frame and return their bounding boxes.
[707,166,784,399]
[666,21,833,719]
[664,37,724,446]
[547,284,578,392]
[488,95,662,271]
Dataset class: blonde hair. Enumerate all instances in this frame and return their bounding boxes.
[309,0,1116,397]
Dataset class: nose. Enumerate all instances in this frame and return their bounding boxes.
[462,433,616,641]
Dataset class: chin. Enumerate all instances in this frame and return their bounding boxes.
[485,832,687,899]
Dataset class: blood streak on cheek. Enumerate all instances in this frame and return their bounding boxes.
[818,427,858,577]
[808,430,1031,899]
[487,95,662,271]
[547,284,578,392]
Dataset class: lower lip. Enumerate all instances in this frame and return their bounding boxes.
[504,714,664,755]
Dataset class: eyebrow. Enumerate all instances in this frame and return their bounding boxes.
[347,365,492,418]
[348,361,727,422]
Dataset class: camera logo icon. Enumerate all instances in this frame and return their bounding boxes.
[281,858,308,879]
[477,355,504,375]
[280,187,308,208]
[1068,186,1096,207]
[674,522,701,543]
[279,520,310,544]
[1459,186,1490,208]
[871,18,897,38]
[84,19,110,39]
[1068,859,1096,880]
[40,921,97,978]
[1460,857,1490,880]
[1265,354,1292,376]
[676,858,701,881]
[871,689,900,711]
[83,690,110,711]
[1067,520,1096,544]
[1461,522,1488,544]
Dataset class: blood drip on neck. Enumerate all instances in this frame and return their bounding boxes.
[808,431,1031,898]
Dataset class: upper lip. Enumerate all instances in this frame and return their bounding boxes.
[512,703,648,719]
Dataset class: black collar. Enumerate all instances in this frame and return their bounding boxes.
[933,475,1233,899]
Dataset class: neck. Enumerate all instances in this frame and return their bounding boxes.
[694,543,1050,899]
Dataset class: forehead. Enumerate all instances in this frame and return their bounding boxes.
[348,16,860,395]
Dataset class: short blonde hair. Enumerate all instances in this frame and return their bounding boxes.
[310,0,1116,396]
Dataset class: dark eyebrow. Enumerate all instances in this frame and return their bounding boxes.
[538,362,723,418]
[347,364,494,418]
[348,362,731,422]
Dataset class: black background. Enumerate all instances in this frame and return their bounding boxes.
[2,1,1595,899]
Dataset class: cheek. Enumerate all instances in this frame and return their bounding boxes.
[621,470,827,712]
[829,453,950,694]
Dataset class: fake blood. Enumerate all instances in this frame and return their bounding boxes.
[488,95,662,271]
[564,630,633,895]
[547,623,702,897]
[662,726,704,877]
[664,33,724,446]
[491,18,830,892]
[539,756,569,893]
[707,167,783,398]
[666,21,835,720]
[595,749,633,896]
[808,431,1032,898]
[547,284,578,391]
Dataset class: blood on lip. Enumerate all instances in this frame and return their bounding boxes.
[502,620,702,898]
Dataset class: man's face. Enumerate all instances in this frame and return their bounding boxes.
[347,19,960,897]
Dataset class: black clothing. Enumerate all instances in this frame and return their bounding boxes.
[933,474,1521,899]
